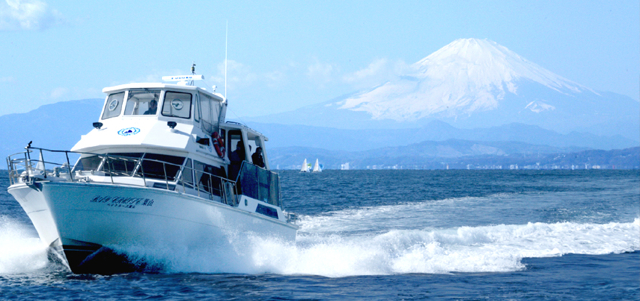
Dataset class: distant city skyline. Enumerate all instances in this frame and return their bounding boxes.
[0,0,638,119]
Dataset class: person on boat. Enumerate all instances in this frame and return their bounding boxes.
[252,147,265,168]
[228,140,246,181]
[144,100,157,115]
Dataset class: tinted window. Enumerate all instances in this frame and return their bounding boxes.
[194,160,226,196]
[138,153,185,180]
[256,204,278,219]
[180,158,193,187]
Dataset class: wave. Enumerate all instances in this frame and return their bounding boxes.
[2,214,638,277]
[113,217,639,277]
[0,217,50,274]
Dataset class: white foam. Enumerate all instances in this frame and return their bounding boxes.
[296,195,488,234]
[2,212,638,277]
[111,217,639,277]
[0,216,50,274]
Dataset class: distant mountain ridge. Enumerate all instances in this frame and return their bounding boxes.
[0,98,636,166]
[247,38,640,141]
[247,121,636,151]
[0,99,103,158]
[269,143,640,170]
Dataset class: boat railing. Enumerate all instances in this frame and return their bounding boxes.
[6,147,240,207]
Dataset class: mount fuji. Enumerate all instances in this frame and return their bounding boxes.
[249,38,639,141]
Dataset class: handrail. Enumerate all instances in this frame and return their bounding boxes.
[6,146,243,208]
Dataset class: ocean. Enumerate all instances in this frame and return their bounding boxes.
[0,170,638,300]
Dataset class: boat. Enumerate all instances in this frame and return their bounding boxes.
[312,159,322,173]
[300,158,310,172]
[6,71,297,274]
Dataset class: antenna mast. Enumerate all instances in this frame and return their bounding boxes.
[224,21,228,100]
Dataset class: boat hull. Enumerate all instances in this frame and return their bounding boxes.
[8,181,297,274]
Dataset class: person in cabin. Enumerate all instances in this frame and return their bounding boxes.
[252,147,265,168]
[144,99,157,115]
[228,140,246,181]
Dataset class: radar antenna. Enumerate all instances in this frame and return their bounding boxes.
[190,63,196,85]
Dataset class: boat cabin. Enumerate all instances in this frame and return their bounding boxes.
[45,80,285,218]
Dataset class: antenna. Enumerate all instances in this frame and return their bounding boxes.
[224,21,228,100]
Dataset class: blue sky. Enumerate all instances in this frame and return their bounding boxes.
[1,0,638,119]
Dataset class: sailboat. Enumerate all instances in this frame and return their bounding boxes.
[300,158,310,172]
[312,159,322,173]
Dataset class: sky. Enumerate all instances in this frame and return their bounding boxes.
[0,0,638,119]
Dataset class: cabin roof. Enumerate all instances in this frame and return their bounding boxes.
[223,121,269,141]
[102,83,225,102]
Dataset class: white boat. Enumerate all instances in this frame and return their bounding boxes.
[312,159,322,173]
[300,158,310,172]
[6,72,297,274]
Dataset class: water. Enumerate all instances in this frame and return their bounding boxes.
[0,170,638,299]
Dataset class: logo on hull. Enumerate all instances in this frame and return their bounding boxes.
[117,127,141,136]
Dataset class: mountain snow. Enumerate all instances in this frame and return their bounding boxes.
[339,38,594,121]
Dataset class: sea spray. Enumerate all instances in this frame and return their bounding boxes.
[0,216,50,274]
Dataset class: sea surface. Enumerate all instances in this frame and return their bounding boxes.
[0,170,638,300]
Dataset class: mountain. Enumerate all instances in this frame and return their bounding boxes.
[248,38,640,141]
[247,121,636,151]
[0,98,634,166]
[0,99,103,159]
[268,142,640,170]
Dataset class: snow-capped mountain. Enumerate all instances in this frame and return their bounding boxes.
[340,38,592,121]
[247,38,639,141]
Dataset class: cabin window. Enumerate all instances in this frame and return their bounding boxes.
[201,94,219,133]
[102,92,124,119]
[256,204,279,219]
[194,94,201,122]
[124,89,161,116]
[194,160,226,196]
[138,153,185,181]
[75,155,103,171]
[180,158,194,188]
[162,91,192,119]
[103,153,143,176]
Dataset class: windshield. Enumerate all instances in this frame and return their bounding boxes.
[124,89,161,116]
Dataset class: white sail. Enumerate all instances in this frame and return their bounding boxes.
[301,158,309,172]
[312,159,322,172]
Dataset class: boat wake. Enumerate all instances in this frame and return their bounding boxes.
[1,213,638,277]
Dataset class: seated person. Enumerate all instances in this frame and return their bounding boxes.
[252,147,265,168]
[144,100,157,115]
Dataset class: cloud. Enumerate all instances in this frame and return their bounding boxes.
[343,58,410,89]
[49,87,68,99]
[264,69,286,88]
[0,0,64,31]
[306,58,338,86]
[207,60,262,92]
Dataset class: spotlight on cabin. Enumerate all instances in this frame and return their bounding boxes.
[93,122,103,129]
[167,121,177,129]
